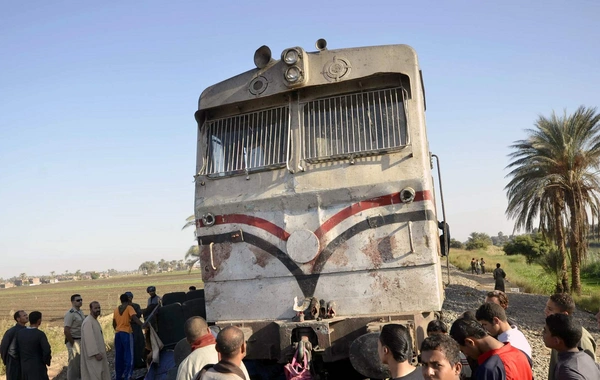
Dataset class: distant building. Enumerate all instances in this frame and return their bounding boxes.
[29,277,40,286]
[0,282,15,289]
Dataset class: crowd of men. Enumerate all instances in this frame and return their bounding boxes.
[2,284,600,380]
[378,291,600,380]
[0,285,206,380]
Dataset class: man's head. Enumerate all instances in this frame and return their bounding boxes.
[475,303,507,338]
[544,293,575,317]
[427,320,448,336]
[89,301,101,318]
[420,334,462,380]
[542,313,582,351]
[125,292,134,302]
[29,311,42,326]
[184,316,209,344]
[377,323,413,365]
[147,286,156,296]
[485,290,509,310]
[71,294,83,308]
[496,263,501,268]
[120,293,129,304]
[189,286,196,291]
[215,326,246,360]
[449,317,488,360]
[13,310,28,325]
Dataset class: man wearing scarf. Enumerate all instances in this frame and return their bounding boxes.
[176,317,219,380]
[197,326,249,380]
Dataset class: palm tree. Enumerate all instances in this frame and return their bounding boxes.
[183,215,200,272]
[506,106,600,294]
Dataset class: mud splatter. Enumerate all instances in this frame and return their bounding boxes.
[249,246,271,268]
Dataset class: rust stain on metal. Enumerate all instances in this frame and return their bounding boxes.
[328,241,349,266]
[200,242,233,281]
[378,236,396,262]
[249,246,271,268]
[361,237,383,268]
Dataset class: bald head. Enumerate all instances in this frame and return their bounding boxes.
[216,326,245,359]
[184,317,209,343]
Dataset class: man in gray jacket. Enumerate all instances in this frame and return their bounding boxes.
[543,313,600,379]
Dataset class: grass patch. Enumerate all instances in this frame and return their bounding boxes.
[450,246,600,312]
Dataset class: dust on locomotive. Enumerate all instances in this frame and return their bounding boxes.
[193,39,444,367]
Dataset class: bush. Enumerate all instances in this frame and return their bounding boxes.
[449,238,464,249]
[503,233,555,264]
[465,232,492,251]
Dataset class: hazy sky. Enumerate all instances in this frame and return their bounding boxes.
[1,1,598,279]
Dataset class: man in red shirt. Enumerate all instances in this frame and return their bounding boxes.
[449,317,532,380]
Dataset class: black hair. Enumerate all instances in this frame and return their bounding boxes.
[546,314,582,348]
[13,310,25,321]
[427,320,448,335]
[549,293,576,314]
[29,311,42,324]
[120,293,129,303]
[496,263,501,268]
[476,303,507,323]
[449,317,487,346]
[461,310,477,321]
[379,324,413,363]
[216,326,245,358]
[71,294,81,302]
[189,286,197,291]
[420,334,462,366]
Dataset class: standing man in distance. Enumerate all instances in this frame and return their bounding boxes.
[542,313,600,379]
[492,264,506,292]
[16,311,51,380]
[113,293,143,380]
[80,301,110,380]
[64,294,85,380]
[1,310,29,380]
[544,292,597,380]
[420,334,463,380]
[147,286,161,308]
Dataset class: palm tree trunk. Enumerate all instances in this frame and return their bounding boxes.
[567,196,582,295]
[553,200,569,293]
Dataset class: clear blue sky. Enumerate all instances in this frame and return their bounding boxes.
[1,0,599,279]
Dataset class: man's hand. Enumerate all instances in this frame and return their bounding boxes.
[63,326,74,345]
[94,353,103,361]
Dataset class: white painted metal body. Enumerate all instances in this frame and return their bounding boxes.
[194,43,444,360]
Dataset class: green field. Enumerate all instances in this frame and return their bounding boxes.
[0,269,203,326]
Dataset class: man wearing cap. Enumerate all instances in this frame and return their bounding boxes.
[126,291,145,369]
[147,286,161,308]
[64,294,85,380]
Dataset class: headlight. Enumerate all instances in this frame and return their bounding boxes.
[283,49,299,65]
[285,66,301,82]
